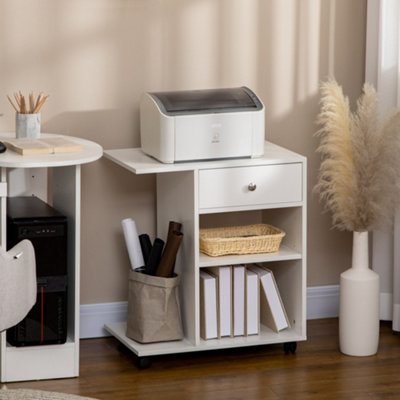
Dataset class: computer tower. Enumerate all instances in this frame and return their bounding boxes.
[6,196,68,347]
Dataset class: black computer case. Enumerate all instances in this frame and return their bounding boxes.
[6,196,68,347]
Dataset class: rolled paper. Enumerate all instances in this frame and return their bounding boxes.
[167,221,182,270]
[145,238,165,275]
[121,218,145,271]
[167,221,182,238]
[139,234,152,264]
[155,231,184,277]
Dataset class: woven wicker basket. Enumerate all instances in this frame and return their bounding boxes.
[199,224,285,257]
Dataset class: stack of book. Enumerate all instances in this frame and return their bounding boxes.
[200,264,289,340]
[4,137,83,155]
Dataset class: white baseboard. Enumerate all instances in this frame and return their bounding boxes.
[306,285,339,320]
[80,301,128,339]
[79,285,340,339]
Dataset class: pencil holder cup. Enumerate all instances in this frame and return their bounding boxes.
[16,113,40,139]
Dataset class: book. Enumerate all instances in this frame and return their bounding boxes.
[4,137,83,155]
[245,268,259,336]
[248,264,289,332]
[206,266,232,337]
[200,270,218,340]
[232,265,245,336]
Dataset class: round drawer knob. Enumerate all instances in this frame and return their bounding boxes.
[248,182,257,191]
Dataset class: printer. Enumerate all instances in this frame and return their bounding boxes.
[140,86,265,163]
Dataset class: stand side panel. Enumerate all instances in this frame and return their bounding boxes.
[157,171,199,345]
[52,165,81,377]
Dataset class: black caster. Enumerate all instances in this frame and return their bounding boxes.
[136,356,152,369]
[283,341,297,354]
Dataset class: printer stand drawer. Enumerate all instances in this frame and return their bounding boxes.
[198,163,302,210]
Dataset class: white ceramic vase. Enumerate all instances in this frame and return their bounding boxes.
[339,231,380,356]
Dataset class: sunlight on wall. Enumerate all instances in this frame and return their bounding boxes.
[267,0,321,118]
[52,3,122,110]
[216,0,260,88]
[0,1,125,113]
[140,6,169,91]
[327,0,336,78]
[0,0,323,117]
[1,2,56,90]
[296,1,321,103]
[375,0,400,113]
[146,0,260,90]
[268,1,296,117]
[159,0,220,89]
[0,0,368,300]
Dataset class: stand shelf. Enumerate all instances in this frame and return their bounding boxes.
[105,321,303,358]
[199,245,302,267]
[104,141,307,359]
[0,133,102,382]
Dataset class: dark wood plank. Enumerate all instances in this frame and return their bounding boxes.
[5,319,400,400]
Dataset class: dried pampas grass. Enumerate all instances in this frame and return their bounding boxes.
[315,79,400,232]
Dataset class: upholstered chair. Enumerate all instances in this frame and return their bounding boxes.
[0,239,36,332]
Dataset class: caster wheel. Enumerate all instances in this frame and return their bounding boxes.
[136,356,152,369]
[283,341,297,354]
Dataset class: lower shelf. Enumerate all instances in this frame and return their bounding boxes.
[104,321,306,358]
[1,336,79,383]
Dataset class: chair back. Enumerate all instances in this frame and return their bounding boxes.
[0,240,36,332]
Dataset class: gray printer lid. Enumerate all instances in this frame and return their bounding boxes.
[149,86,263,115]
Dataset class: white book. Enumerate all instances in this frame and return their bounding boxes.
[206,266,232,337]
[200,270,218,340]
[248,264,289,332]
[245,269,259,336]
[232,265,245,336]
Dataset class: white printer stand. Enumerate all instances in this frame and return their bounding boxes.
[104,141,306,364]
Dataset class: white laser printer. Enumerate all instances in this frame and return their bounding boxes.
[140,86,265,163]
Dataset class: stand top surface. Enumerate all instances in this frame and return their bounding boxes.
[0,133,103,168]
[104,141,306,175]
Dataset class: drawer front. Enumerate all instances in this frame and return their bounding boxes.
[199,163,302,209]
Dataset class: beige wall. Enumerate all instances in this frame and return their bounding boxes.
[0,0,367,304]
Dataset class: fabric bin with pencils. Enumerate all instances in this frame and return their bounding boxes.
[126,270,183,343]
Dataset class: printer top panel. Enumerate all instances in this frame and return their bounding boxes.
[149,86,263,116]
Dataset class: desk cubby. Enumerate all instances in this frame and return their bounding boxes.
[0,133,102,382]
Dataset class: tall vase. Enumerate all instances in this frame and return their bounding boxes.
[339,231,380,356]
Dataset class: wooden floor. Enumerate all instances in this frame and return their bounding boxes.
[4,319,400,400]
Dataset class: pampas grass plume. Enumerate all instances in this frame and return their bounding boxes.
[315,79,400,232]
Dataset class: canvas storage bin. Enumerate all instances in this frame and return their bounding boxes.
[126,270,183,343]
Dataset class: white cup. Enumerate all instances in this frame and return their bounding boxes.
[16,113,41,139]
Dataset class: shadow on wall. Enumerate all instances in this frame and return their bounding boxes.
[42,108,140,150]
[79,158,156,303]
[42,109,156,304]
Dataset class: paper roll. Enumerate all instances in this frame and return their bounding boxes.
[139,234,152,264]
[168,221,182,238]
[166,221,182,271]
[122,218,145,271]
[155,231,184,277]
[145,238,165,275]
